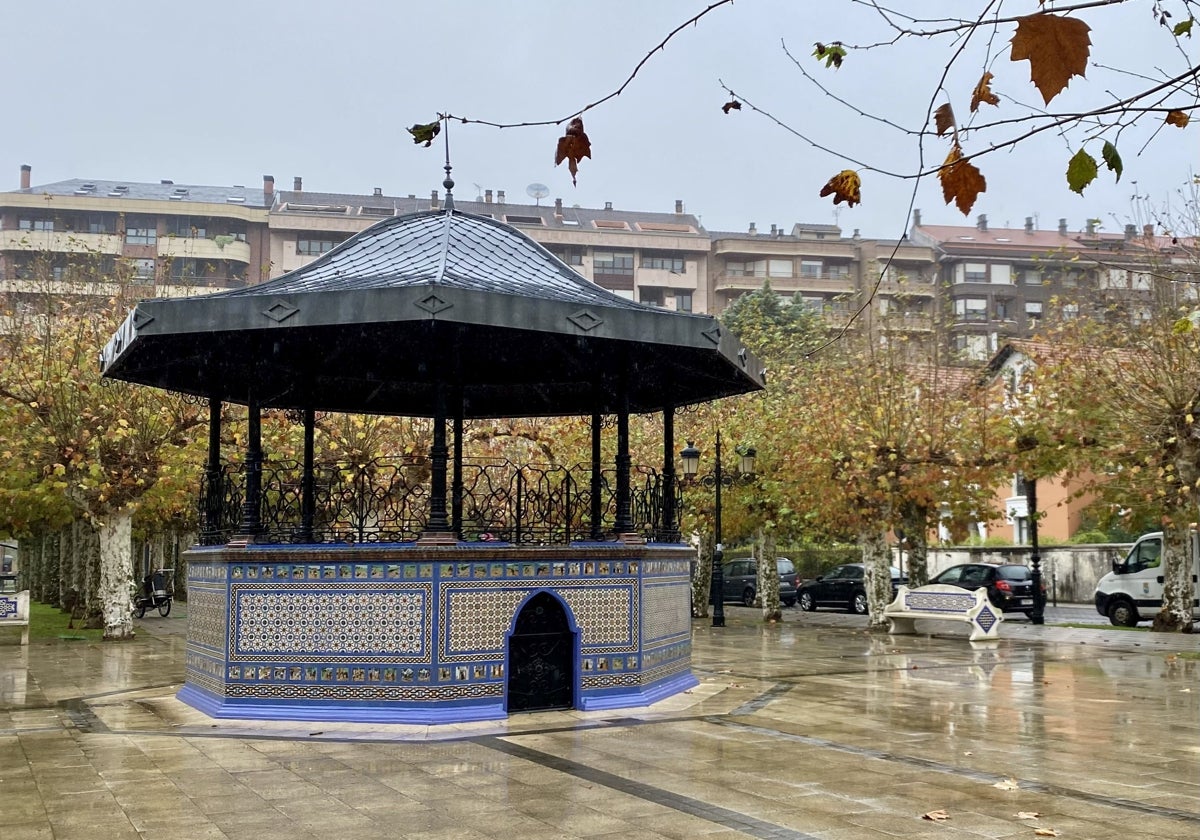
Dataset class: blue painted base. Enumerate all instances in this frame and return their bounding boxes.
[576,671,699,711]
[178,683,509,724]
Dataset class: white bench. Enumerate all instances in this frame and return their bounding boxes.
[0,589,30,645]
[883,584,1002,641]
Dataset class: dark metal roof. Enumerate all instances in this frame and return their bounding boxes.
[101,209,763,418]
[14,178,270,207]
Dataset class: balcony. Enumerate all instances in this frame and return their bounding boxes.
[879,313,934,331]
[713,271,853,294]
[636,264,699,290]
[1,230,124,255]
[158,235,251,264]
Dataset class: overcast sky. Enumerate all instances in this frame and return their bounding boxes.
[2,1,1194,238]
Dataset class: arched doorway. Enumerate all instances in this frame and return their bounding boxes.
[507,592,574,712]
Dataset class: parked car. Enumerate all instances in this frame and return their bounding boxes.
[720,557,798,607]
[796,563,904,615]
[929,562,1041,617]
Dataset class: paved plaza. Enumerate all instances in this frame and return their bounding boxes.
[2,604,1197,839]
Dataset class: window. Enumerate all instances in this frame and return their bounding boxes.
[87,214,116,234]
[593,251,634,276]
[1062,303,1079,320]
[995,298,1011,320]
[125,216,157,245]
[801,295,825,312]
[768,259,793,278]
[548,246,584,266]
[297,237,339,256]
[800,260,823,279]
[1025,301,1043,321]
[640,253,685,272]
[639,287,664,306]
[130,258,156,280]
[954,297,988,320]
[18,217,54,231]
[826,263,850,279]
[674,291,693,312]
[169,258,203,280]
[726,259,765,277]
[991,264,1013,284]
[963,263,987,282]
[1022,269,1042,285]
[168,216,207,238]
[227,222,247,242]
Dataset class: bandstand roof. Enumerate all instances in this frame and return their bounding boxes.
[100,207,765,418]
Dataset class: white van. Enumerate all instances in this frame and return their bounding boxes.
[1094,531,1200,626]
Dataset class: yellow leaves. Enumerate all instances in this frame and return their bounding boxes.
[938,143,987,215]
[819,169,861,207]
[1165,109,1190,128]
[1010,13,1092,105]
[554,117,592,186]
[970,72,1000,112]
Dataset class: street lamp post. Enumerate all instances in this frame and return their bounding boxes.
[1027,477,1045,625]
[680,432,756,628]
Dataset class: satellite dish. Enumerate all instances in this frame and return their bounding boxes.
[526,183,550,205]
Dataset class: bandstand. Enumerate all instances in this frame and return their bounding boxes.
[100,183,764,723]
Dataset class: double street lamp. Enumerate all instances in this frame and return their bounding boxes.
[680,431,756,627]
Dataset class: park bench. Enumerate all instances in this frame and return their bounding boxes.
[0,587,30,646]
[883,583,1002,642]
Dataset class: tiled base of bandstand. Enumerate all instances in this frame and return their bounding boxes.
[179,541,697,723]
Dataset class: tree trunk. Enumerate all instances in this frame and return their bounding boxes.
[861,524,892,631]
[691,532,714,618]
[1153,518,1195,633]
[900,504,930,587]
[757,528,781,621]
[98,509,135,640]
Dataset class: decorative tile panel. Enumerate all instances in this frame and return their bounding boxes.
[187,586,228,651]
[641,580,690,645]
[560,583,634,647]
[446,588,528,653]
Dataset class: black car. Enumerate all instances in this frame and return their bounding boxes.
[797,563,904,614]
[720,557,799,607]
[929,563,1040,616]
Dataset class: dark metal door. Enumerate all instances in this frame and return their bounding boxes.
[507,592,573,713]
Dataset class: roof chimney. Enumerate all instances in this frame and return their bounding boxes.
[674,199,683,214]
[1058,218,1067,235]
[748,222,757,235]
[770,224,777,236]
[1086,219,1097,235]
[20,164,31,190]
[977,214,988,232]
[485,189,493,204]
[554,197,563,216]
[160,179,173,185]
[263,175,275,202]
[293,176,302,192]
[1124,223,1136,241]
[373,187,383,197]
[912,208,921,228]
[497,190,505,204]
[1024,216,1033,233]
[604,201,613,211]
[1143,223,1154,239]
[431,190,440,210]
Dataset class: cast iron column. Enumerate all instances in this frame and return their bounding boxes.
[711,430,725,627]
[452,406,464,539]
[240,398,263,537]
[662,402,678,542]
[300,408,315,543]
[1028,477,1045,624]
[590,412,603,540]
[427,384,451,533]
[614,406,633,534]
[202,398,222,543]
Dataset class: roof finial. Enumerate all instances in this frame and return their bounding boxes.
[441,114,454,211]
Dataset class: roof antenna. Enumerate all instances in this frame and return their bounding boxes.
[441,113,454,211]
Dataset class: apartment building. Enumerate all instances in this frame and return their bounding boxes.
[0,165,272,302]
[270,181,711,312]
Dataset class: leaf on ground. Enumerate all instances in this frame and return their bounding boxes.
[722,99,742,114]
[993,778,1021,791]
[554,117,592,186]
[1016,811,1042,820]
[1010,13,1092,104]
[819,169,861,207]
[938,143,987,215]
[1166,109,1190,128]
[971,72,1000,111]
[934,103,956,137]
[1066,148,1098,194]
[1034,829,1061,837]
[407,121,441,147]
[922,809,951,822]
[1101,140,1122,182]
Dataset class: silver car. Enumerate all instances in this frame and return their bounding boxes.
[720,557,799,607]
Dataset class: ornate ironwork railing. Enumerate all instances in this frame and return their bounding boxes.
[199,457,679,546]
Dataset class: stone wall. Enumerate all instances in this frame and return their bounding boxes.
[922,543,1132,604]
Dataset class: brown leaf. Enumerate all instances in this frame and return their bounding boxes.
[554,117,592,186]
[993,777,1021,791]
[938,143,987,215]
[819,169,861,207]
[971,72,1000,111]
[1034,829,1061,837]
[934,103,956,137]
[922,809,951,822]
[1010,13,1092,104]
[722,99,742,114]
[1016,812,1042,820]
[1166,109,1190,128]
